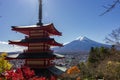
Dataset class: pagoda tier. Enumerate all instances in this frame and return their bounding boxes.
[7,53,64,68]
[9,38,63,47]
[12,23,62,36]
[7,53,64,59]
[9,38,62,53]
[7,53,56,68]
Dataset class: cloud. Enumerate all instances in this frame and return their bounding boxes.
[0,41,8,44]
[0,41,26,52]
[12,45,26,50]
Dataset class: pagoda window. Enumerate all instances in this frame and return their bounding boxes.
[29,43,43,46]
[30,33,43,36]
[28,43,49,51]
[29,43,44,46]
[27,60,44,65]
[30,30,44,33]
[29,30,49,38]
[29,47,43,49]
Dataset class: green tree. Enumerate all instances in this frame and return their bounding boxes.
[87,47,111,79]
[88,47,110,64]
[78,62,90,79]
[88,47,98,63]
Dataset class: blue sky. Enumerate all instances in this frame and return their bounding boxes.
[0,0,120,51]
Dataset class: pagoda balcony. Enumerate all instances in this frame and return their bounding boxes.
[25,36,50,39]
[26,63,55,68]
[24,49,53,53]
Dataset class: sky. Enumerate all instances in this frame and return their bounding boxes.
[0,0,120,52]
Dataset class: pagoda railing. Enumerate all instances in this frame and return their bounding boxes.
[26,63,55,68]
[24,49,53,53]
[25,35,50,39]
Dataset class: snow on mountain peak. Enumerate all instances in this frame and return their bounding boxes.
[76,36,89,41]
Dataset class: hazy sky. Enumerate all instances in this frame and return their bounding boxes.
[0,0,120,52]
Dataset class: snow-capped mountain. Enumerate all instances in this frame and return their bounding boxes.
[53,36,111,54]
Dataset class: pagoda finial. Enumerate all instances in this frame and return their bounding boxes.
[37,0,43,26]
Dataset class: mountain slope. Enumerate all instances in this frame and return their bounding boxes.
[53,36,111,53]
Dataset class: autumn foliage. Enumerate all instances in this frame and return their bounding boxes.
[67,66,80,74]
[76,76,81,80]
[1,66,57,80]
[3,66,34,80]
[0,52,12,73]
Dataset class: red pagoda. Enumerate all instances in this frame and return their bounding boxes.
[7,0,66,79]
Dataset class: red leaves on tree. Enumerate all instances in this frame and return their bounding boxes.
[4,69,24,80]
[3,66,57,80]
[4,66,35,80]
[21,66,35,79]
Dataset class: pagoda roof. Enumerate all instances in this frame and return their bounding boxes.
[6,53,64,60]
[12,23,62,36]
[9,38,63,47]
[48,66,67,76]
[54,53,65,59]
[6,53,56,59]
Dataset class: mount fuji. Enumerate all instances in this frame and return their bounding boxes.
[53,36,111,54]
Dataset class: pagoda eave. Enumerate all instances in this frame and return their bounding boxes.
[12,23,62,36]
[50,42,63,47]
[9,40,63,47]
[9,40,28,46]
[48,66,67,76]
[6,53,56,59]
[6,57,55,60]
[54,53,65,59]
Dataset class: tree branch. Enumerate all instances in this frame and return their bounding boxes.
[105,27,120,46]
[100,0,120,16]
